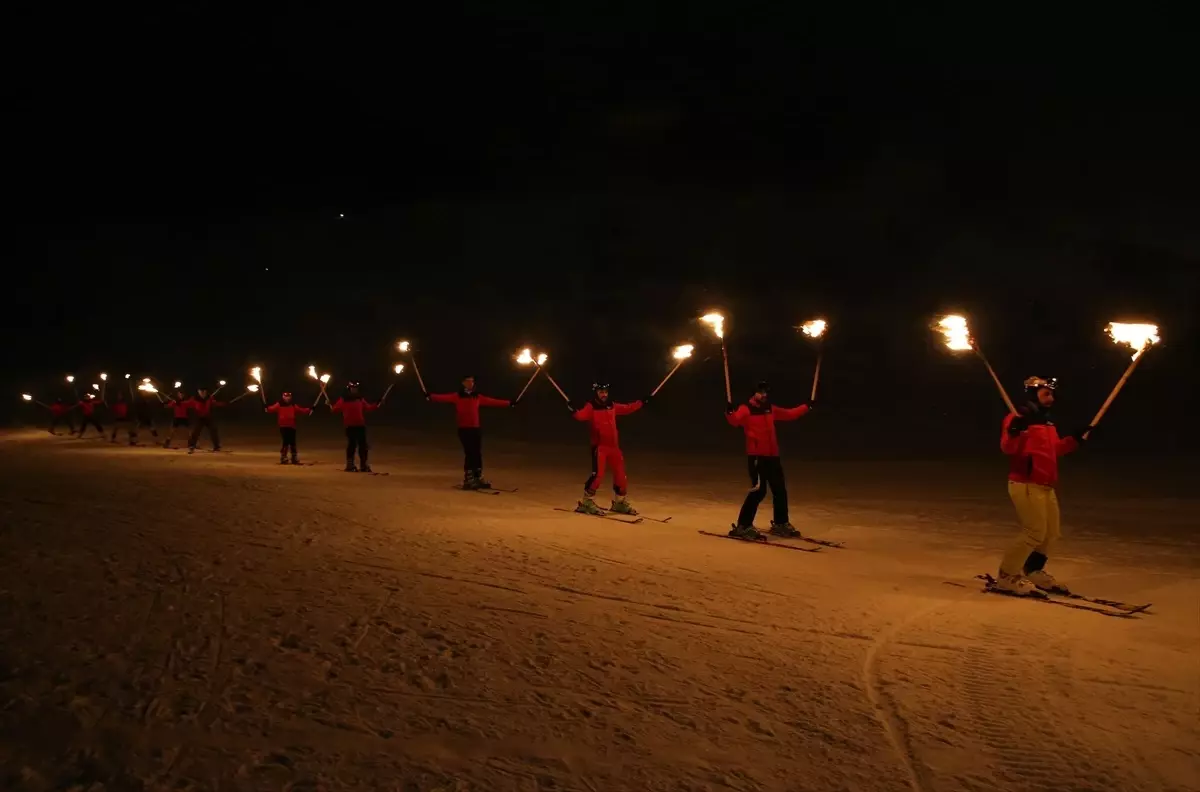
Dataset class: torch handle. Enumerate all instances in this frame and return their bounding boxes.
[810,350,823,402]
[515,366,543,403]
[212,386,224,398]
[974,345,1018,415]
[381,382,396,403]
[1086,352,1145,436]
[651,359,685,397]
[314,383,329,408]
[543,372,571,404]
[259,380,267,405]
[35,400,50,409]
[721,343,732,404]
[410,354,427,393]
[229,391,252,404]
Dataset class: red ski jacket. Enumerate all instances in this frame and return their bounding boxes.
[49,403,73,417]
[573,399,642,447]
[1000,413,1079,487]
[165,399,192,419]
[331,396,378,427]
[726,400,810,457]
[78,399,101,416]
[266,402,312,428]
[186,397,226,418]
[111,401,130,419]
[429,391,511,428]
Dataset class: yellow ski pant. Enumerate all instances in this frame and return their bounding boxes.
[1000,481,1061,576]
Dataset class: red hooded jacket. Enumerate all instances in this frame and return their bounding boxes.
[572,398,642,447]
[266,402,313,428]
[1000,413,1079,487]
[50,403,73,417]
[78,398,101,416]
[186,396,226,418]
[166,398,192,419]
[726,400,810,456]
[429,390,511,428]
[111,401,129,419]
[331,396,378,427]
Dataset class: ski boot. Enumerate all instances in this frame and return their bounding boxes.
[728,523,762,540]
[993,572,1037,597]
[360,464,373,473]
[280,455,290,465]
[344,461,358,472]
[187,447,196,455]
[462,474,480,490]
[769,521,802,538]
[609,496,638,516]
[1025,569,1062,593]
[212,445,222,452]
[475,474,493,489]
[290,454,300,465]
[576,496,605,515]
[109,434,118,444]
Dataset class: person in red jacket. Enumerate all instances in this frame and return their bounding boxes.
[426,375,515,489]
[162,389,192,448]
[266,391,313,464]
[47,398,77,435]
[993,377,1090,596]
[329,381,381,472]
[186,387,226,453]
[108,390,133,444]
[75,393,106,439]
[725,381,812,540]
[570,383,647,515]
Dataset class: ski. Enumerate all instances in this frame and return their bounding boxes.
[553,507,643,524]
[979,580,1136,618]
[697,530,821,552]
[639,515,672,524]
[343,470,389,476]
[786,535,843,549]
[453,485,519,495]
[976,574,1150,614]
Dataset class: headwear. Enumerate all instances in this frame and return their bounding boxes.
[592,382,610,392]
[281,391,293,401]
[346,380,361,389]
[754,380,770,394]
[1024,376,1056,397]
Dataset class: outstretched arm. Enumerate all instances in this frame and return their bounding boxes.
[429,392,458,404]
[479,395,511,408]
[725,404,748,427]
[772,403,811,422]
[614,400,643,416]
[572,403,594,422]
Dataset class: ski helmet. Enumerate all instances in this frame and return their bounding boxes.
[592,382,610,392]
[281,391,293,401]
[346,380,361,389]
[1024,376,1056,399]
[753,380,770,395]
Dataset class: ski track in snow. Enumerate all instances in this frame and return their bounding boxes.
[0,428,1198,791]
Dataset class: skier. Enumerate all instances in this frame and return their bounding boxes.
[570,383,646,515]
[186,387,226,453]
[725,381,813,540]
[425,375,516,489]
[108,390,132,444]
[330,381,380,472]
[131,387,159,446]
[993,377,1090,596]
[266,391,313,464]
[47,398,77,435]
[75,393,106,439]
[163,389,192,448]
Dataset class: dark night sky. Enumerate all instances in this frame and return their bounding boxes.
[7,6,1198,455]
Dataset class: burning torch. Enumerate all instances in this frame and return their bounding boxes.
[66,374,77,399]
[213,379,227,397]
[307,365,331,406]
[230,384,260,404]
[514,348,549,402]
[700,312,731,403]
[397,340,427,394]
[381,363,404,403]
[99,372,108,402]
[1086,322,1161,438]
[250,366,266,405]
[22,393,48,409]
[934,314,1017,415]
[651,344,694,397]
[799,319,828,401]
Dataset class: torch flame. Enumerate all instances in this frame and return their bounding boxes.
[319,374,330,384]
[306,365,318,380]
[124,374,131,380]
[142,377,151,384]
[398,340,411,353]
[800,319,828,339]
[393,364,405,374]
[100,373,108,381]
[174,381,182,389]
[516,349,548,366]
[700,312,725,339]
[137,384,158,394]
[22,394,32,401]
[66,375,75,383]
[536,353,548,366]
[1105,322,1160,360]
[247,384,260,393]
[250,366,262,383]
[92,383,100,391]
[219,380,227,387]
[672,344,695,360]
[936,315,974,351]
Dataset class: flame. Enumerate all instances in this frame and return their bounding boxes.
[66,375,75,383]
[319,373,331,384]
[516,348,548,366]
[137,383,158,394]
[1105,322,1160,360]
[800,319,828,339]
[174,381,182,388]
[100,373,108,381]
[936,315,974,351]
[124,374,131,379]
[247,384,260,393]
[250,366,262,383]
[219,380,227,387]
[398,340,411,353]
[536,353,548,366]
[307,365,319,380]
[22,394,32,401]
[393,363,405,374]
[92,383,100,391]
[142,377,151,383]
[700,312,725,339]
[672,344,694,360]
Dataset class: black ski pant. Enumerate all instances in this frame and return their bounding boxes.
[458,427,483,476]
[189,416,220,449]
[280,427,298,458]
[131,417,158,444]
[77,415,104,437]
[736,455,789,527]
[49,414,76,434]
[110,418,133,442]
[345,426,368,466]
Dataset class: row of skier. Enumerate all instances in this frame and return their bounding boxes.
[36,372,1088,599]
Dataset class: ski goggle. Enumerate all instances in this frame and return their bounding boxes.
[281,392,293,399]
[592,383,610,391]
[1024,376,1057,390]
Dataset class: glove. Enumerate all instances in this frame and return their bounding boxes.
[725,402,735,414]
[641,395,652,406]
[1072,425,1094,443]
[803,400,815,411]
[509,399,518,408]
[422,391,430,401]
[1007,415,1030,436]
[566,402,575,413]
